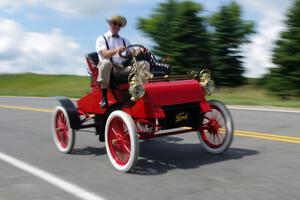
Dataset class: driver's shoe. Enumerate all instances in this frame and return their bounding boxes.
[100,89,109,108]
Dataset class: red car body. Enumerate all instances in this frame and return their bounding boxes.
[52,49,234,172]
[77,80,211,118]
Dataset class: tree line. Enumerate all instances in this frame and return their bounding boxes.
[137,0,300,99]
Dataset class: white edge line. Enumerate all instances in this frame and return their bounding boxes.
[228,106,300,114]
[0,152,105,200]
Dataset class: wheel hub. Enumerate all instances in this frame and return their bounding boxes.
[208,119,220,135]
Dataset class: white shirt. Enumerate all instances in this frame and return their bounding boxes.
[96,31,130,64]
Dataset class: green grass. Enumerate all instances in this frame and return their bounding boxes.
[0,73,299,108]
[0,73,90,98]
[208,85,300,108]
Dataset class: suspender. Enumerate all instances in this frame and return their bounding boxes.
[122,38,126,47]
[102,35,127,63]
[102,35,113,63]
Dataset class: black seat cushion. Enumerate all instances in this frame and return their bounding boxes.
[86,52,171,77]
[86,52,130,85]
[86,52,99,66]
[86,52,171,86]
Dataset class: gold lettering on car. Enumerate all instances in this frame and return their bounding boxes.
[175,112,189,123]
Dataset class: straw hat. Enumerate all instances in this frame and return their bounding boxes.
[107,15,127,27]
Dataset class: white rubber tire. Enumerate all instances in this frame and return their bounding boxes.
[52,106,75,153]
[198,100,234,154]
[105,110,139,172]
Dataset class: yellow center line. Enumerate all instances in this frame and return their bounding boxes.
[234,132,300,144]
[235,130,300,141]
[0,104,52,113]
[0,104,299,144]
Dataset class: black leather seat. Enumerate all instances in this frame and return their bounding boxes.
[86,52,130,84]
[86,52,171,84]
[86,52,99,66]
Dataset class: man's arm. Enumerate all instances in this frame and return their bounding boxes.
[100,47,125,59]
[96,36,126,60]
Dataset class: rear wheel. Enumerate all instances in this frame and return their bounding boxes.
[52,106,75,153]
[105,110,139,172]
[198,100,233,154]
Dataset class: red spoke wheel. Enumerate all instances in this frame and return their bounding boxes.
[105,111,139,172]
[198,100,234,154]
[52,106,75,153]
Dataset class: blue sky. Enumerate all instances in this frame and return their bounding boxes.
[0,0,294,77]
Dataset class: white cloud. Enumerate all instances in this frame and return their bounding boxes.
[0,0,158,15]
[0,19,22,58]
[42,0,120,15]
[0,18,86,75]
[0,0,38,13]
[241,18,283,77]
[237,0,292,77]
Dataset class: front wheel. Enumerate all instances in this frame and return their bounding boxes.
[197,100,234,154]
[52,106,75,153]
[105,110,139,172]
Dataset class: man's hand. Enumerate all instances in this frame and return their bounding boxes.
[139,47,147,53]
[116,47,126,55]
[100,47,126,59]
[140,47,148,53]
[135,47,147,56]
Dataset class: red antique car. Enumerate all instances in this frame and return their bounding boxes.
[51,45,234,172]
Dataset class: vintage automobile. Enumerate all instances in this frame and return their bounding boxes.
[51,45,234,172]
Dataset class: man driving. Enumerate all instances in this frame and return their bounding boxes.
[96,15,150,108]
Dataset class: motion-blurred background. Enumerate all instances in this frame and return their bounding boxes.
[0,0,299,105]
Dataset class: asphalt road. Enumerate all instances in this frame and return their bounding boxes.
[0,96,300,200]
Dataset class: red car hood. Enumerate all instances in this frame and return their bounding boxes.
[144,80,206,106]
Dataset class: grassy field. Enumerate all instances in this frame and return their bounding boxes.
[0,73,90,98]
[209,86,300,108]
[0,73,299,108]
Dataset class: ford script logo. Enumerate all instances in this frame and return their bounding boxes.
[175,112,189,123]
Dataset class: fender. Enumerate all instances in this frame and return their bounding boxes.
[56,96,81,129]
[199,101,212,113]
